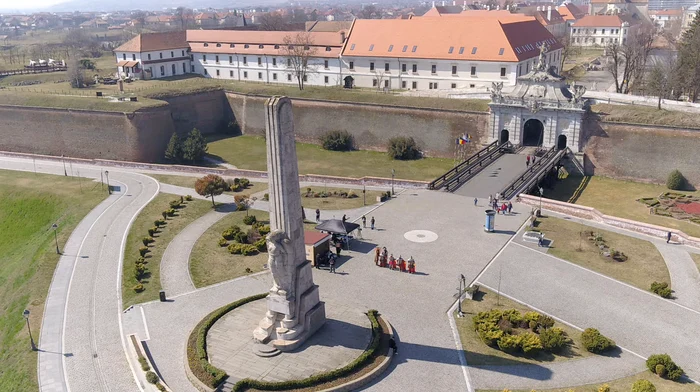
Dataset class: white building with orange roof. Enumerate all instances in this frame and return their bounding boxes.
[187,30,347,86]
[649,8,683,28]
[570,14,641,46]
[113,31,190,80]
[340,16,563,91]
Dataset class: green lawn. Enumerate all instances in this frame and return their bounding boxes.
[692,253,700,274]
[0,170,106,391]
[0,90,166,112]
[535,215,670,291]
[148,173,267,198]
[479,370,700,391]
[122,194,212,309]
[300,186,384,210]
[592,104,700,129]
[454,288,591,367]
[546,176,700,238]
[207,135,453,181]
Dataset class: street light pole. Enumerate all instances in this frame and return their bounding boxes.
[363,181,366,206]
[62,155,67,176]
[52,223,59,254]
[391,169,395,196]
[23,309,36,351]
[105,171,111,195]
[539,186,544,216]
[457,274,466,317]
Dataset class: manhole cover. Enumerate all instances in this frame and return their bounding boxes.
[404,230,438,243]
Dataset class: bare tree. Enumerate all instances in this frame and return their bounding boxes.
[606,25,657,94]
[175,7,193,30]
[67,56,88,88]
[557,34,580,68]
[374,71,388,91]
[259,13,289,31]
[281,32,318,90]
[646,57,678,109]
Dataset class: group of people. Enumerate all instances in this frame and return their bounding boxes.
[374,247,416,273]
[480,193,513,214]
[361,215,376,230]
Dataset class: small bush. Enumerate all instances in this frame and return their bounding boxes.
[497,334,521,353]
[646,354,684,380]
[666,170,687,190]
[138,247,149,257]
[632,379,656,392]
[581,328,616,353]
[166,208,176,217]
[537,315,555,330]
[147,228,156,236]
[243,215,257,225]
[228,243,243,254]
[650,282,672,298]
[247,228,262,244]
[142,237,153,246]
[134,264,146,281]
[655,364,666,377]
[519,332,543,354]
[161,211,167,220]
[156,383,167,392]
[185,195,193,201]
[241,244,258,256]
[239,178,250,188]
[262,193,269,201]
[598,384,610,392]
[132,284,144,293]
[138,356,150,371]
[234,230,248,244]
[539,327,569,352]
[320,130,354,151]
[222,225,241,240]
[154,219,165,227]
[258,225,271,236]
[254,238,267,252]
[169,200,181,208]
[387,136,421,160]
[146,371,159,384]
[137,256,146,265]
[218,238,228,247]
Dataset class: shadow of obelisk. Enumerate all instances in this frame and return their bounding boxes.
[253,96,326,352]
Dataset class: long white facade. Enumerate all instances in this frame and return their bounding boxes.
[114,47,191,79]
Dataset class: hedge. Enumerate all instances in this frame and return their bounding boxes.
[186,293,268,388]
[232,309,384,392]
[646,353,684,381]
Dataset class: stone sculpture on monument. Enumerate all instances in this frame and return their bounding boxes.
[253,96,326,351]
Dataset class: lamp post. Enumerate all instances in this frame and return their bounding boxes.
[23,309,36,351]
[52,223,59,254]
[538,186,544,216]
[362,180,366,206]
[391,169,395,196]
[61,155,67,176]
[105,171,111,195]
[456,274,466,317]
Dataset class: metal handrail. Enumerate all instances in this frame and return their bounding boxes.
[499,146,565,200]
[428,140,502,190]
[444,141,513,192]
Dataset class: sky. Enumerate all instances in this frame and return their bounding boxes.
[0,0,68,10]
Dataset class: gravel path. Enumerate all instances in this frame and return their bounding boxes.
[654,243,700,310]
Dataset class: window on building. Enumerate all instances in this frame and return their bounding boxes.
[429,82,433,89]
[172,64,176,74]
[459,47,464,54]
[230,44,235,48]
[388,44,393,52]
[370,62,375,71]
[274,44,279,49]
[273,58,277,66]
[384,80,389,88]
[204,43,209,47]
[431,64,437,74]
[273,73,277,80]
[324,76,329,83]
[287,58,291,67]
[373,79,377,87]
[230,70,233,77]
[369,44,374,51]
[259,44,264,49]
[602,29,606,34]
[498,48,504,56]
[132,54,136,61]
[215,55,219,63]
[160,66,165,76]
[216,69,220,76]
[244,71,248,78]
[203,55,207,62]
[258,72,262,79]
[303,75,307,82]
[182,50,185,56]
[402,45,408,52]
[412,45,417,52]
[350,44,355,50]
[471,66,476,76]
[244,44,249,48]
[227,55,232,64]
[451,83,456,88]
[191,65,195,72]
[402,81,406,88]
[216,43,221,47]
[147,54,151,60]
[385,62,389,72]
[593,29,597,34]
[304,45,309,50]
[452,65,457,75]
[171,51,174,57]
[324,60,329,69]
[412,81,417,89]
[448,46,454,54]
[349,61,354,70]
[287,74,292,81]
[204,69,208,75]
[519,64,522,75]
[183,63,186,73]
[401,63,406,73]
[471,47,477,54]
[572,28,576,34]
[412,64,417,73]
[243,56,247,65]
[500,67,506,77]
[159,52,163,59]
[469,84,475,88]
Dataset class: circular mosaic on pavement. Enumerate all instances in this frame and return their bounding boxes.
[403,230,439,243]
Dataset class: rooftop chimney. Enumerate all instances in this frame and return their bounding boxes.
[537,6,541,11]
[496,5,500,10]
[432,0,435,6]
[441,1,445,6]
[547,5,552,20]
[340,31,346,43]
[453,0,456,5]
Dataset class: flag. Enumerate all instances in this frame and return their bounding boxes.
[459,134,471,144]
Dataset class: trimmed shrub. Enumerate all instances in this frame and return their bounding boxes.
[147,228,156,236]
[166,208,176,217]
[519,332,543,354]
[185,195,193,201]
[234,231,248,244]
[666,170,687,190]
[142,237,153,246]
[146,371,159,384]
[598,384,610,392]
[348,191,358,198]
[537,315,555,331]
[132,284,144,293]
[228,243,243,254]
[241,244,258,256]
[134,264,146,281]
[497,334,521,353]
[138,356,150,371]
[539,327,569,352]
[161,211,168,220]
[646,354,684,381]
[243,215,257,225]
[262,193,269,201]
[254,238,267,252]
[632,380,656,392]
[239,178,250,188]
[222,225,242,240]
[655,364,666,377]
[218,238,228,247]
[258,225,271,236]
[169,200,181,208]
[138,247,149,257]
[137,256,146,264]
[581,328,616,353]
[387,136,421,160]
[320,130,354,151]
[154,219,166,227]
[650,282,672,298]
[156,383,167,392]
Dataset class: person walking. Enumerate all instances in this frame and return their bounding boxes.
[342,214,347,223]
[488,194,493,205]
[374,247,380,266]
[329,255,336,273]
[508,201,513,214]
[474,197,478,206]
[371,216,375,230]
[362,215,367,228]
[532,156,536,165]
[315,208,320,222]
[526,155,530,167]
[335,241,342,256]
[667,231,672,243]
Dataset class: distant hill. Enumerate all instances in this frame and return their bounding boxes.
[2,0,286,13]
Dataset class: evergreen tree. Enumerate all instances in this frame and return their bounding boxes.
[182,128,208,163]
[677,10,700,101]
[164,133,183,162]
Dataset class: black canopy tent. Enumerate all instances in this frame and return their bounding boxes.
[314,219,360,249]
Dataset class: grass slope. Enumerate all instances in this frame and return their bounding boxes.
[121,194,212,309]
[207,135,453,181]
[546,176,700,238]
[454,288,591,367]
[592,104,700,129]
[0,170,106,391]
[535,215,670,291]
[300,186,384,210]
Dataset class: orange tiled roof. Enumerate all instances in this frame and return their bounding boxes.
[186,30,344,59]
[573,14,627,27]
[557,4,586,21]
[342,18,562,62]
[650,9,683,16]
[114,31,188,52]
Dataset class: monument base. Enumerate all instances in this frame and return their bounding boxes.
[254,300,326,352]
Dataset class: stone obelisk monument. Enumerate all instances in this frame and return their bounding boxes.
[253,96,326,351]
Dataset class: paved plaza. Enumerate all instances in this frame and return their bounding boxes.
[207,300,371,383]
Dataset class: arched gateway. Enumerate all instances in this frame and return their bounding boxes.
[522,119,544,146]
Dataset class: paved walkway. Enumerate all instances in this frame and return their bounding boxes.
[160,204,238,297]
[453,153,527,198]
[653,243,700,310]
